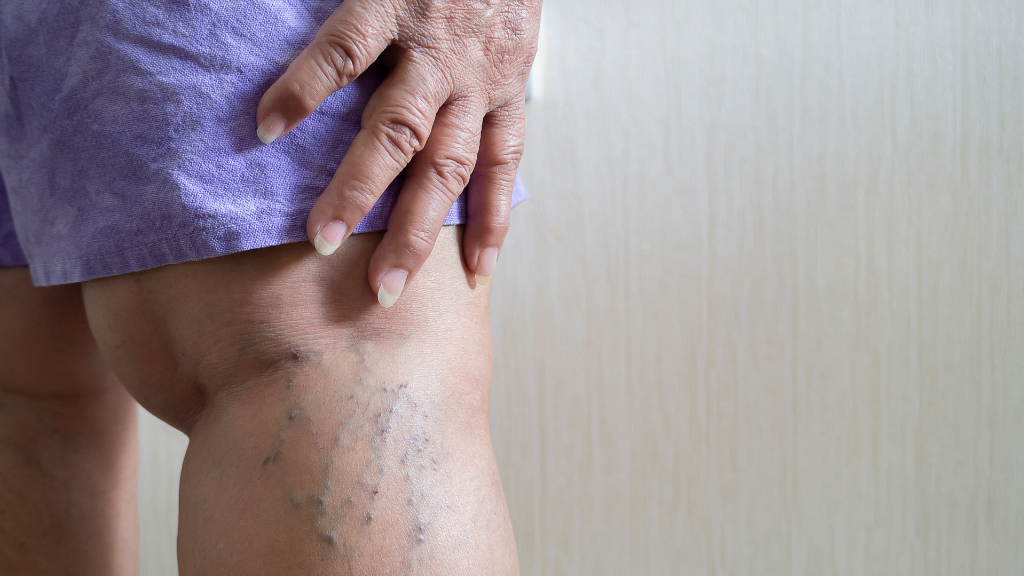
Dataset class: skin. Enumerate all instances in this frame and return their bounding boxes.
[256,0,543,307]
[83,226,519,575]
[0,268,139,576]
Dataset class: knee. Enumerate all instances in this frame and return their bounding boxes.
[81,278,395,436]
[78,279,210,434]
[0,323,128,429]
[0,343,134,456]
[0,386,136,464]
[80,231,493,435]
[79,248,345,434]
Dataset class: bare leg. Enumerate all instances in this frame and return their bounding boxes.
[83,227,519,575]
[0,268,139,576]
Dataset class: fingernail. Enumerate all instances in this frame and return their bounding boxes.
[313,221,348,256]
[475,247,499,286]
[256,113,286,144]
[377,269,409,308]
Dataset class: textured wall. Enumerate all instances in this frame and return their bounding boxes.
[138,0,1024,574]
[491,0,1024,574]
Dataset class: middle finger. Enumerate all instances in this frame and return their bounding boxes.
[306,57,450,255]
[368,96,486,307]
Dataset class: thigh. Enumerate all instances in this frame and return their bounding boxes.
[82,227,517,575]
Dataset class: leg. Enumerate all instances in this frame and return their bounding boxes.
[0,268,139,576]
[83,226,519,575]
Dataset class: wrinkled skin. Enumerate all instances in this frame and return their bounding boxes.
[256,0,543,307]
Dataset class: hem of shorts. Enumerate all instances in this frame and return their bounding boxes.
[0,255,29,267]
[27,191,527,286]
[28,214,313,286]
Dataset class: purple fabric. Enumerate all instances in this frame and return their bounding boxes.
[0,176,28,267]
[0,0,527,286]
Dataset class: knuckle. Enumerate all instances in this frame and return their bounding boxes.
[427,149,476,193]
[373,108,431,165]
[400,222,437,258]
[486,144,524,178]
[279,81,321,117]
[341,176,382,210]
[316,29,369,85]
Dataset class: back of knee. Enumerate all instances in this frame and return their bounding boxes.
[80,272,331,434]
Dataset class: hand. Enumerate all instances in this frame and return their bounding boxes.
[255,0,541,307]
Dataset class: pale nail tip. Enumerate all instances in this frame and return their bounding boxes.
[313,235,339,256]
[476,274,492,286]
[256,128,278,145]
[377,285,399,308]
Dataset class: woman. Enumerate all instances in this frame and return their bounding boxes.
[0,0,540,573]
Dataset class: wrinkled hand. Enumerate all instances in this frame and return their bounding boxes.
[256,0,541,307]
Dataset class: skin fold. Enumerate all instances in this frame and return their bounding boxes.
[82,226,519,575]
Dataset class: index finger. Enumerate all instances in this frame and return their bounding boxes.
[255,0,397,143]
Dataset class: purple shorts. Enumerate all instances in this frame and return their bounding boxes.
[0,0,526,286]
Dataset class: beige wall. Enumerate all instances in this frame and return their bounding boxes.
[139,0,1024,574]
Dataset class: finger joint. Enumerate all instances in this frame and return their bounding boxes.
[373,109,431,166]
[316,29,371,88]
[427,150,477,195]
